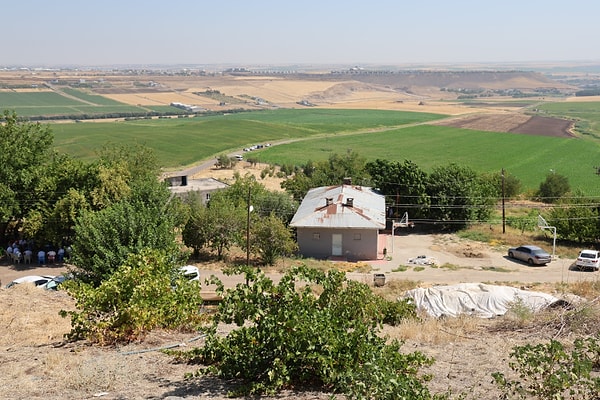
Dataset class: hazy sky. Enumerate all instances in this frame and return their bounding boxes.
[4,0,599,67]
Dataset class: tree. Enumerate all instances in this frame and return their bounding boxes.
[182,195,244,260]
[281,150,368,201]
[184,266,430,398]
[215,153,233,169]
[71,176,184,286]
[365,159,430,220]
[427,163,495,229]
[537,172,570,203]
[0,110,54,240]
[480,170,522,199]
[548,191,600,243]
[250,213,297,265]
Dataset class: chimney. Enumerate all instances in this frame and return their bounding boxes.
[325,197,333,206]
[345,198,354,207]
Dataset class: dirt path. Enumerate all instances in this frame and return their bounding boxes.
[2,233,594,289]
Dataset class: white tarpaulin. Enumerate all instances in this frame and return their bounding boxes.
[404,283,562,318]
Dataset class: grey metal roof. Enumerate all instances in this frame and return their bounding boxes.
[290,185,385,229]
[167,177,229,194]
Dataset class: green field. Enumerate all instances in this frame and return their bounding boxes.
[12,99,600,196]
[0,90,156,117]
[253,124,600,194]
[50,109,446,166]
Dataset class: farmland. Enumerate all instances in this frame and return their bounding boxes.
[3,68,600,194]
[0,89,149,117]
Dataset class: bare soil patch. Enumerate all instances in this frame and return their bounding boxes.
[434,113,575,137]
[2,232,598,399]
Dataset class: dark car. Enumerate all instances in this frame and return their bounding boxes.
[507,245,552,265]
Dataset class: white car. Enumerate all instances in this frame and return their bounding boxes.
[179,265,199,281]
[575,250,600,271]
[5,275,55,288]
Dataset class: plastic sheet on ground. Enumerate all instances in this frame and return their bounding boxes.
[404,283,563,318]
[408,255,438,265]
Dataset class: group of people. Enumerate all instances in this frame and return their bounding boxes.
[5,239,70,265]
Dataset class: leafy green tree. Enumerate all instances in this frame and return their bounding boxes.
[23,155,96,245]
[71,177,184,285]
[250,213,298,265]
[481,170,522,199]
[0,110,54,239]
[427,163,495,229]
[61,248,206,345]
[281,150,368,201]
[180,266,430,398]
[547,191,600,243]
[182,195,244,260]
[215,153,233,169]
[221,172,298,222]
[537,172,571,203]
[365,159,430,219]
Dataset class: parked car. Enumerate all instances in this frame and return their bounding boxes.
[507,245,552,265]
[42,274,73,290]
[179,265,200,281]
[575,249,600,271]
[5,275,55,288]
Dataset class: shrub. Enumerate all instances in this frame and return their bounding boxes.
[176,265,430,398]
[492,336,600,400]
[60,248,206,345]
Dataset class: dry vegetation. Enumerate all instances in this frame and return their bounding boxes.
[1,68,597,398]
[2,268,599,399]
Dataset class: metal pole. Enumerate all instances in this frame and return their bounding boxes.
[246,187,251,267]
[502,168,506,234]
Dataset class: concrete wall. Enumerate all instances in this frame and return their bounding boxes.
[296,228,379,260]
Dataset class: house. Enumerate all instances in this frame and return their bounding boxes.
[164,175,228,203]
[290,183,386,261]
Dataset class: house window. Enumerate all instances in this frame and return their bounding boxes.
[312,233,320,240]
[353,233,361,240]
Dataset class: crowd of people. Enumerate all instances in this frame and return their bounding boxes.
[4,239,70,265]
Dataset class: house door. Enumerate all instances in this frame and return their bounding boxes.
[332,234,342,256]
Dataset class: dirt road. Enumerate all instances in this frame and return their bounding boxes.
[1,232,595,290]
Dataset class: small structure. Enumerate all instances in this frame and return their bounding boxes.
[165,176,228,203]
[290,182,385,261]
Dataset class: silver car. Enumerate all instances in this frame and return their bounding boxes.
[508,245,551,265]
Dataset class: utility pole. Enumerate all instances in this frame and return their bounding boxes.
[501,168,506,234]
[246,186,251,267]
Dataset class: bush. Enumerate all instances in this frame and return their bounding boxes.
[60,248,206,345]
[493,336,600,399]
[176,265,430,398]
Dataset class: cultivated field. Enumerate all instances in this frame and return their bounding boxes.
[3,67,600,399]
[433,114,575,137]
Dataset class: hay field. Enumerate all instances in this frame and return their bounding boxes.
[565,95,600,102]
[101,91,221,107]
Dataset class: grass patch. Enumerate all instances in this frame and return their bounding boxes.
[392,265,410,272]
[439,263,462,270]
[413,266,426,272]
[457,229,493,243]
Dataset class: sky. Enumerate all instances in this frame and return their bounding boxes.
[3,0,600,67]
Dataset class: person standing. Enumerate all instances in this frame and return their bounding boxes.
[37,249,46,265]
